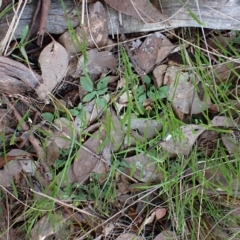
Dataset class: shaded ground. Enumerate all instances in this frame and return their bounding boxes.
[0,0,240,239]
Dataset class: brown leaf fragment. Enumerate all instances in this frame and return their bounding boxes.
[153,231,176,240]
[104,0,168,23]
[211,116,239,128]
[124,153,163,182]
[153,65,168,88]
[186,163,240,192]
[222,130,240,154]
[197,130,218,156]
[132,32,174,74]
[74,95,110,129]
[101,108,124,151]
[210,62,240,84]
[76,49,116,75]
[0,170,12,187]
[116,233,144,240]
[155,208,167,220]
[36,41,68,100]
[53,118,76,149]
[30,214,73,240]
[46,141,60,165]
[73,130,108,184]
[160,125,206,155]
[59,1,108,56]
[165,66,211,115]
[122,116,162,148]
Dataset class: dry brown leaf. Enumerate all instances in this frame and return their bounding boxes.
[75,94,110,129]
[222,130,240,154]
[153,65,168,88]
[153,231,176,240]
[46,141,60,165]
[104,0,168,23]
[160,125,206,155]
[36,41,68,101]
[211,116,239,128]
[76,49,116,75]
[186,163,240,192]
[206,36,231,51]
[3,160,22,179]
[165,66,211,114]
[133,32,174,74]
[30,214,72,240]
[122,116,162,148]
[101,108,124,151]
[210,62,240,84]
[196,130,218,156]
[73,130,108,184]
[0,170,12,187]
[53,118,76,149]
[59,1,108,56]
[124,153,164,182]
[155,208,167,220]
[115,233,144,240]
[141,211,156,227]
[0,149,39,186]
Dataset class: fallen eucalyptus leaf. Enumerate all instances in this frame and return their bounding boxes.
[104,0,168,23]
[76,49,116,75]
[73,130,108,184]
[160,125,206,155]
[124,153,164,182]
[36,41,68,101]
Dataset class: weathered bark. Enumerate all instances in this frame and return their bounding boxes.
[0,56,42,94]
[0,0,239,41]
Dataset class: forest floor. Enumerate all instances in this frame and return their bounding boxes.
[0,0,240,239]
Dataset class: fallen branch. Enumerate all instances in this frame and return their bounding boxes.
[0,0,239,41]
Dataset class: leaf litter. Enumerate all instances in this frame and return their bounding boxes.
[0,0,240,239]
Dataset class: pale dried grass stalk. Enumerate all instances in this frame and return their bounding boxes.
[0,0,27,55]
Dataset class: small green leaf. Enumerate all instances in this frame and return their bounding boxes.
[96,97,107,108]
[82,92,96,102]
[80,76,93,92]
[96,87,108,95]
[41,112,54,122]
[138,94,146,103]
[20,25,29,44]
[159,86,170,98]
[143,75,151,84]
[137,85,145,96]
[97,77,109,90]
[69,109,80,116]
[159,85,170,93]
[147,89,156,100]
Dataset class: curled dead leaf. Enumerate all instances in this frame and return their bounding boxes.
[160,125,206,155]
[133,32,174,74]
[59,1,108,56]
[155,208,167,220]
[165,66,211,115]
[36,41,68,101]
[73,130,108,184]
[124,153,164,182]
[153,230,176,240]
[104,0,168,23]
[76,49,116,76]
[0,56,42,94]
[115,233,144,240]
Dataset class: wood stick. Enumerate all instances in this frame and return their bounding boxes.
[0,0,239,41]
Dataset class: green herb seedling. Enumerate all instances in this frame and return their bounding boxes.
[80,76,109,108]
